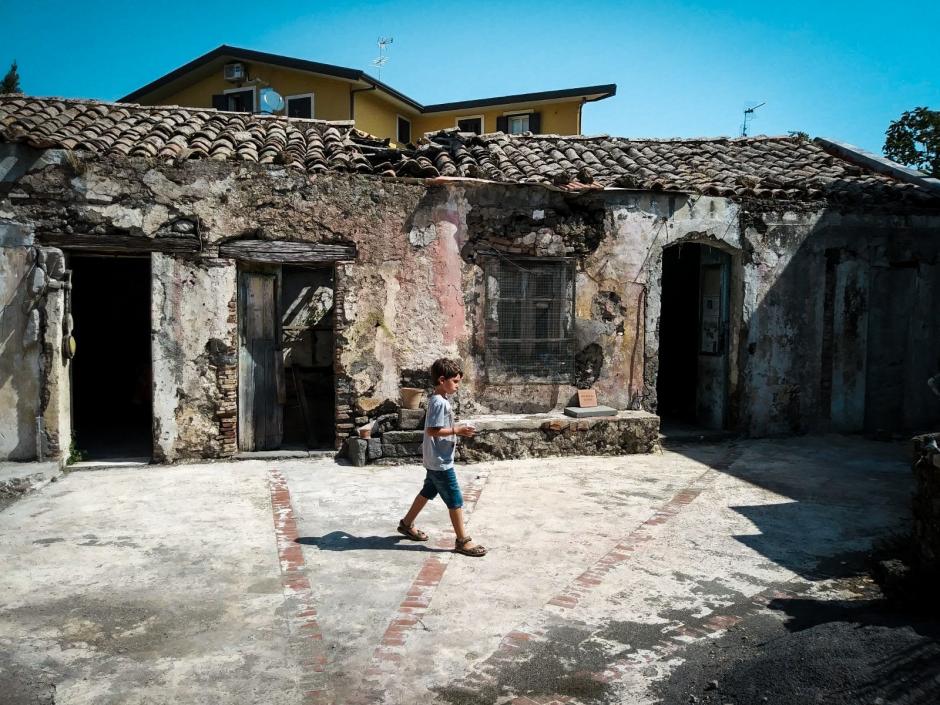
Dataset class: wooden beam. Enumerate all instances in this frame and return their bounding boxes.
[37,232,200,253]
[218,240,357,263]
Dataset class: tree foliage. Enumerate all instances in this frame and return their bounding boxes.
[1,60,21,94]
[884,107,939,177]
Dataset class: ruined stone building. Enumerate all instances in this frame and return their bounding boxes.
[1,96,938,464]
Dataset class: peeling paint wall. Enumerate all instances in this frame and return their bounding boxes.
[151,254,237,462]
[2,147,939,462]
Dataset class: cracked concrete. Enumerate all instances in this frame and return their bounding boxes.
[0,436,921,704]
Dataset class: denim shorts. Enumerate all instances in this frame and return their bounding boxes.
[419,467,464,509]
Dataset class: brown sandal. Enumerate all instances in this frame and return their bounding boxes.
[397,520,429,541]
[455,536,487,557]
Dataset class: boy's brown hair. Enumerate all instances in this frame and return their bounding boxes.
[430,357,463,384]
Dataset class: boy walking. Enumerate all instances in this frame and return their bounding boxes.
[397,358,487,557]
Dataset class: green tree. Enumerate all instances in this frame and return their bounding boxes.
[1,60,21,94]
[884,107,940,177]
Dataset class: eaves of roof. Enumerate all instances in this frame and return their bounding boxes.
[117,45,616,115]
[422,85,616,113]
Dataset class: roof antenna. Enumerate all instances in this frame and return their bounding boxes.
[741,102,766,137]
[371,37,393,79]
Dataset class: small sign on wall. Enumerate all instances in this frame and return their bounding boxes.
[577,389,598,408]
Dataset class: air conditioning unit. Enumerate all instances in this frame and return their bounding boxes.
[223,63,246,82]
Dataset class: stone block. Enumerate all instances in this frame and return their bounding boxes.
[398,408,426,430]
[382,430,423,444]
[348,438,368,466]
[563,405,618,418]
[394,443,422,457]
[382,442,422,458]
[367,438,383,460]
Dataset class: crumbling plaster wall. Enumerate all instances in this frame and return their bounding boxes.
[0,222,41,459]
[3,145,938,461]
[0,237,72,461]
[151,254,237,462]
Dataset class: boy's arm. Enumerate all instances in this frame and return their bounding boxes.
[427,425,474,438]
[426,426,454,438]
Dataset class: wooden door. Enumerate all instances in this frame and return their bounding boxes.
[695,248,731,429]
[238,270,284,450]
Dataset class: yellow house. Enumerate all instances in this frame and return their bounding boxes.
[120,46,616,144]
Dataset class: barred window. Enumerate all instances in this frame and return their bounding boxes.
[484,257,575,382]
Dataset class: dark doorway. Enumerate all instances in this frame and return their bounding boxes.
[658,244,701,423]
[657,243,732,430]
[69,255,152,460]
[280,266,335,449]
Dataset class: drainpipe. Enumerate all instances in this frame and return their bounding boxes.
[349,84,377,122]
[36,416,44,462]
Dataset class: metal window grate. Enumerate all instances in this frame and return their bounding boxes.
[484,257,575,382]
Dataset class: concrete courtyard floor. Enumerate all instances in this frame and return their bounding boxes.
[0,436,923,704]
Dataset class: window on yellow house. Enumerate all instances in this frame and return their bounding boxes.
[286,94,314,119]
[397,115,411,144]
[212,88,255,113]
[496,112,541,135]
[456,116,484,134]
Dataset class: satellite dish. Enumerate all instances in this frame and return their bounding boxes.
[259,88,285,114]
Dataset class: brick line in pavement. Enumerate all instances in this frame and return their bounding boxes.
[462,446,743,704]
[348,469,491,705]
[268,469,332,705]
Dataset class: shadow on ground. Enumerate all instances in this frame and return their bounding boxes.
[666,437,912,580]
[296,531,450,552]
[655,595,940,705]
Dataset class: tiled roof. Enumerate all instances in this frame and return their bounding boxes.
[1,96,935,204]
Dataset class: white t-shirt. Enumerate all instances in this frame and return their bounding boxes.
[422,393,455,471]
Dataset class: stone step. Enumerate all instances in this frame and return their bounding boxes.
[563,405,618,418]
[382,430,423,444]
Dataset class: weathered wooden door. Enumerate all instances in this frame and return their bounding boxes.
[695,247,731,429]
[238,270,284,450]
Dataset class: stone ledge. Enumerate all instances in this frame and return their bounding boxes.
[348,410,660,464]
[459,410,659,462]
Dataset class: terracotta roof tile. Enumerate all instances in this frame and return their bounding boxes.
[1,96,936,204]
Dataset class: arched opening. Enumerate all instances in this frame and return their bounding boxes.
[657,242,732,430]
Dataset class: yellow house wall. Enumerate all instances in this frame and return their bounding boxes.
[153,64,353,121]
[147,62,586,139]
[353,90,418,143]
[413,100,581,136]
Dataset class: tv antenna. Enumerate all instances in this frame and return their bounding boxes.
[371,36,393,78]
[741,102,766,137]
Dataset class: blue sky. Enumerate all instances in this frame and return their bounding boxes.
[5,1,937,154]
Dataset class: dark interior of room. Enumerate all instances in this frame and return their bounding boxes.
[69,255,152,460]
[657,243,702,423]
[280,265,335,449]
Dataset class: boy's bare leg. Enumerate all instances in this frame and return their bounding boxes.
[402,494,429,527]
[448,508,481,550]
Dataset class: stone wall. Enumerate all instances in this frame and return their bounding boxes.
[346,409,660,465]
[913,433,940,575]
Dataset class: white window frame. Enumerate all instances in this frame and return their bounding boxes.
[396,114,412,143]
[455,114,485,134]
[223,86,257,113]
[286,93,316,119]
[506,112,531,135]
